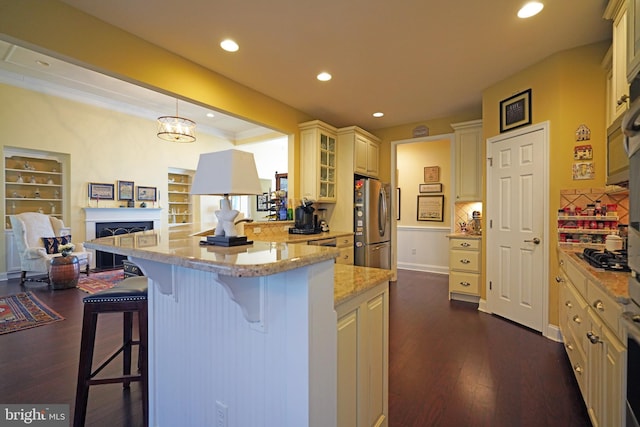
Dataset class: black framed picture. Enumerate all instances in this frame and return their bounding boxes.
[417,195,444,222]
[137,186,157,201]
[117,180,134,200]
[499,89,532,133]
[88,182,114,200]
[256,193,269,211]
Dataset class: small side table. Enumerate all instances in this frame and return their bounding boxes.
[49,255,80,290]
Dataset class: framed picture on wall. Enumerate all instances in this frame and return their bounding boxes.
[88,183,114,200]
[419,183,442,193]
[500,89,532,133]
[137,186,157,201]
[417,195,444,222]
[117,180,134,200]
[423,166,440,183]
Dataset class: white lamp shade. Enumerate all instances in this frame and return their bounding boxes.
[191,149,263,196]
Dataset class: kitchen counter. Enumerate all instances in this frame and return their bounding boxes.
[558,244,630,304]
[84,225,390,426]
[446,232,482,239]
[256,230,353,244]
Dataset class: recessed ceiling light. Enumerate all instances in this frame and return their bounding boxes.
[220,39,239,52]
[317,72,332,82]
[518,2,544,18]
[373,112,384,118]
[206,112,215,118]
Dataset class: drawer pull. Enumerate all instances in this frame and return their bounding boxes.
[555,276,565,283]
[565,343,574,351]
[574,364,583,374]
[460,242,471,247]
[593,300,604,312]
[560,259,564,266]
[459,281,471,287]
[564,300,573,308]
[572,315,581,324]
[460,259,471,264]
[586,331,602,345]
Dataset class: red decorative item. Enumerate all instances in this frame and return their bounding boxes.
[49,255,80,290]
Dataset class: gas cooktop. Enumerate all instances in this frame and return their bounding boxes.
[577,248,630,272]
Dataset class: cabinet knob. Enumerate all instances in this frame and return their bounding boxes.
[459,281,471,287]
[593,300,604,311]
[565,300,572,308]
[460,259,471,264]
[565,343,574,351]
[617,94,630,106]
[586,331,602,345]
[574,364,583,374]
[572,315,581,324]
[555,276,565,283]
[460,242,471,247]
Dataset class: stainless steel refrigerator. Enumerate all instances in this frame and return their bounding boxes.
[354,177,391,269]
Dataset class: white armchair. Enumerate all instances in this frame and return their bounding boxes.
[9,212,92,285]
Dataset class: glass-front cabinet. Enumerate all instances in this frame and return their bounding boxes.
[4,148,67,230]
[299,120,338,203]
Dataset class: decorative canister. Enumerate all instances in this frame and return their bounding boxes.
[49,255,80,290]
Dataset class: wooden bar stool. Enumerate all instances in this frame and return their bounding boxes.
[73,276,149,427]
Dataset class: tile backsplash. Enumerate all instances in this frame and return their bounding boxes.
[560,187,629,225]
[454,201,483,233]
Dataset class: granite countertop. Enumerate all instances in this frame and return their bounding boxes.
[261,230,354,244]
[84,225,339,278]
[333,264,393,306]
[558,245,630,304]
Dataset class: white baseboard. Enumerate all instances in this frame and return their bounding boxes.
[397,262,449,275]
[449,292,480,304]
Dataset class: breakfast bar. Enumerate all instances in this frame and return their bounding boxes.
[84,226,391,427]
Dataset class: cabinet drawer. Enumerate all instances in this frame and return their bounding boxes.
[561,282,589,355]
[449,250,480,272]
[586,280,623,339]
[449,271,479,295]
[449,238,480,250]
[559,253,587,296]
[563,326,588,398]
[336,247,354,265]
[336,235,354,248]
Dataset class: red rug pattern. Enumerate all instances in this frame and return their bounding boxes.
[76,269,125,294]
[0,292,64,335]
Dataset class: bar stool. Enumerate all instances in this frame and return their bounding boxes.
[73,276,149,427]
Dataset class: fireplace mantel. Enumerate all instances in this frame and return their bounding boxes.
[83,208,162,268]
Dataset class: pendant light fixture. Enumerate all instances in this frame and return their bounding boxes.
[157,99,196,143]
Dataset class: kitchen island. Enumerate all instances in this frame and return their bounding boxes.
[84,225,391,427]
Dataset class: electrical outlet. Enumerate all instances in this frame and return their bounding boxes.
[411,248,416,255]
[216,401,228,427]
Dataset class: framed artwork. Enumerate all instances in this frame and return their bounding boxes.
[256,193,269,211]
[417,195,444,222]
[500,89,532,133]
[423,166,440,183]
[137,186,157,201]
[119,235,134,248]
[419,183,442,193]
[88,183,114,200]
[396,188,401,220]
[117,180,134,200]
[573,145,593,160]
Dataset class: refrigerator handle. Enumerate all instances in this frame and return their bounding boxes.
[379,186,388,235]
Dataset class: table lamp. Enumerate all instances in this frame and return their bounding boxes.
[191,149,263,246]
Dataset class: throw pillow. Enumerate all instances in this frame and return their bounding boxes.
[41,235,71,254]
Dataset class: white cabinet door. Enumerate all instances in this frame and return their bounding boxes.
[452,120,483,202]
[337,310,359,427]
[4,230,21,273]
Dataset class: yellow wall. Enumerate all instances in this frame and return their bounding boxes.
[397,140,451,227]
[482,41,610,325]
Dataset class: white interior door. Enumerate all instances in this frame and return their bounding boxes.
[486,123,548,332]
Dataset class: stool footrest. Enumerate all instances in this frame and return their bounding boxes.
[88,374,142,386]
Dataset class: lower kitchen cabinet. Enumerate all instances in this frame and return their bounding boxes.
[336,234,354,265]
[447,235,482,302]
[557,249,626,427]
[336,280,388,427]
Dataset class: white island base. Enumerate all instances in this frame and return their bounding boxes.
[132,257,337,427]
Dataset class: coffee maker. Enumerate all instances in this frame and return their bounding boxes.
[289,198,321,234]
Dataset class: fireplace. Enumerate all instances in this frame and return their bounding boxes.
[95,221,154,270]
[83,208,162,270]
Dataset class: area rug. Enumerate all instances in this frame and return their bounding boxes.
[0,292,64,335]
[76,269,125,294]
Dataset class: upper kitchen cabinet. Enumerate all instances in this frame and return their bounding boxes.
[452,120,483,202]
[299,120,338,203]
[627,0,640,82]
[604,0,629,125]
[338,126,381,178]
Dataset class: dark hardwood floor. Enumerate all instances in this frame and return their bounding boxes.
[0,270,590,427]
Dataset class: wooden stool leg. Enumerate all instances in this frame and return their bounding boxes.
[139,303,149,427]
[122,311,133,388]
[74,306,99,427]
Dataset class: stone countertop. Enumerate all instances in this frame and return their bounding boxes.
[558,245,630,304]
[261,230,354,244]
[446,233,482,239]
[84,225,339,278]
[333,264,393,306]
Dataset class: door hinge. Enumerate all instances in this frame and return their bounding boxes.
[487,157,493,167]
[489,281,492,291]
[489,219,492,228]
